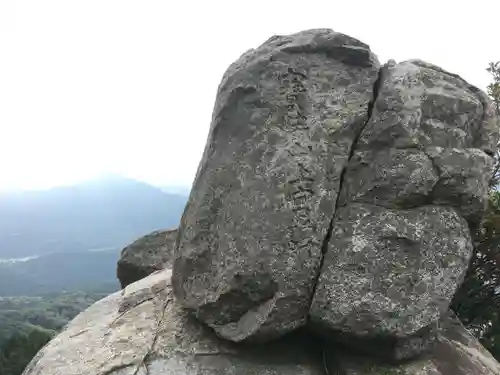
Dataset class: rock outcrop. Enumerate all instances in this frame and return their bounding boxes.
[309,60,497,360]
[172,29,499,358]
[23,270,325,375]
[23,270,500,375]
[117,229,177,288]
[22,28,500,375]
[172,28,381,343]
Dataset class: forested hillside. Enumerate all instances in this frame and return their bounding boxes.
[0,290,111,374]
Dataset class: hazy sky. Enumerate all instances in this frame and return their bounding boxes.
[0,1,498,191]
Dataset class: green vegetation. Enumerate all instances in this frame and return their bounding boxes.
[487,61,500,186]
[452,190,500,358]
[0,289,113,343]
[487,62,500,115]
[0,289,114,375]
[0,328,53,375]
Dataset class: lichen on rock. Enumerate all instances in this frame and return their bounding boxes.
[309,58,498,360]
[172,28,381,343]
[117,228,177,288]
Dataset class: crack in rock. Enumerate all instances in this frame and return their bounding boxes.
[307,64,385,314]
[101,363,136,375]
[130,298,172,375]
[172,29,384,343]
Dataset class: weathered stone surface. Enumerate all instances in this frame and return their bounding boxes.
[172,29,381,342]
[23,270,324,375]
[325,311,500,375]
[338,148,439,208]
[117,229,177,288]
[310,60,498,359]
[309,58,498,360]
[357,59,496,152]
[22,272,500,375]
[426,147,495,222]
[342,59,497,220]
[310,204,472,360]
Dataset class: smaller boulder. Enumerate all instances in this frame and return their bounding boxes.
[117,228,177,288]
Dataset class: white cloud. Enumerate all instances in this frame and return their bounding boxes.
[0,0,498,190]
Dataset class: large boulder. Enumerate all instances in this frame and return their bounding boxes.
[21,28,500,375]
[22,271,500,375]
[172,28,381,343]
[117,228,177,288]
[307,59,498,360]
[172,29,499,357]
[22,270,325,375]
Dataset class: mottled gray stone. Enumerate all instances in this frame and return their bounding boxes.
[310,58,498,360]
[357,60,487,151]
[339,148,439,208]
[351,59,497,222]
[22,273,500,375]
[117,229,177,288]
[472,87,500,155]
[310,204,473,360]
[338,146,494,222]
[325,311,500,375]
[172,28,381,342]
[426,147,495,222]
[22,270,324,375]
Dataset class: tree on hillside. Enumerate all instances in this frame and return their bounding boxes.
[487,61,500,186]
[487,62,500,115]
[452,61,500,358]
[0,328,53,375]
[453,192,500,332]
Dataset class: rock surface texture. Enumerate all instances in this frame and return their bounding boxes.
[23,270,325,375]
[23,271,500,375]
[172,28,381,343]
[117,229,177,288]
[309,59,497,359]
[22,28,500,375]
[172,29,499,357]
[326,311,500,375]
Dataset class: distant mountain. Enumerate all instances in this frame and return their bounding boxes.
[0,176,188,259]
[0,250,121,296]
[158,185,191,196]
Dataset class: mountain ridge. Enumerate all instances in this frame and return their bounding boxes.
[0,175,188,259]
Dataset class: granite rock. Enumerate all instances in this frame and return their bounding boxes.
[23,270,325,375]
[172,28,381,342]
[117,229,177,288]
[310,204,473,361]
[22,273,500,375]
[310,59,497,359]
[325,311,500,375]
